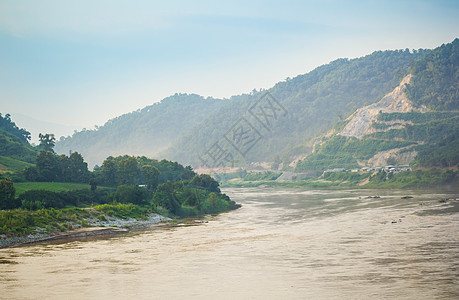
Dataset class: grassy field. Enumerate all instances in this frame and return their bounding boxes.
[14,182,91,196]
[0,156,34,173]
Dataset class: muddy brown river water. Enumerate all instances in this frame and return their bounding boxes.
[1,187,458,299]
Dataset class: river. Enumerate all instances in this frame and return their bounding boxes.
[1,187,458,299]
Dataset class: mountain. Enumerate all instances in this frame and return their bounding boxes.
[55,94,227,167]
[56,40,457,171]
[295,39,458,172]
[165,49,428,167]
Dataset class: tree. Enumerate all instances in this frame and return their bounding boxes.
[0,178,19,209]
[153,181,180,214]
[0,113,31,143]
[111,185,149,205]
[118,156,139,185]
[142,165,160,191]
[23,166,39,181]
[89,178,97,191]
[100,156,118,186]
[68,152,90,182]
[190,174,220,193]
[38,133,56,152]
[35,150,59,181]
[57,154,72,182]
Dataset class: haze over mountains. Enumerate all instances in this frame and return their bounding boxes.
[52,39,458,171]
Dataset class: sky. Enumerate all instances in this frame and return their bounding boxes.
[1,0,458,143]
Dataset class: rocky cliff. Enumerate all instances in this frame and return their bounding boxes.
[338,74,425,139]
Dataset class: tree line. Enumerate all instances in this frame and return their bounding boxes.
[1,149,239,216]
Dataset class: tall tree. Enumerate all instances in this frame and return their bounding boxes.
[100,156,118,186]
[69,152,90,182]
[118,156,139,185]
[38,133,56,152]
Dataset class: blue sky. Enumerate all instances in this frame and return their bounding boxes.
[1,0,458,142]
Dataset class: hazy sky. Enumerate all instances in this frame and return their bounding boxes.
[1,0,458,141]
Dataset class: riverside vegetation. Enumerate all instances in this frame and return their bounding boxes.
[0,114,239,241]
[217,168,458,189]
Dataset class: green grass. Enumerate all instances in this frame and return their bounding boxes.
[0,156,34,173]
[14,182,91,196]
[0,204,153,236]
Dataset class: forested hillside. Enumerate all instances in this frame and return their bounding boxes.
[55,94,227,167]
[166,49,428,167]
[295,39,459,172]
[406,38,459,110]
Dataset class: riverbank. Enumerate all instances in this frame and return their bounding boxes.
[221,169,459,189]
[0,211,170,249]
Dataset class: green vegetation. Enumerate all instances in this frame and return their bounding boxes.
[295,135,414,172]
[366,169,458,188]
[0,204,151,236]
[0,114,37,164]
[242,171,281,181]
[405,38,458,111]
[322,171,370,185]
[23,150,91,183]
[0,151,239,238]
[376,111,459,123]
[0,178,18,210]
[0,156,34,173]
[14,182,92,195]
[38,133,56,153]
[222,169,458,190]
[294,39,458,172]
[12,154,237,217]
[369,111,459,168]
[166,49,428,166]
[0,113,31,143]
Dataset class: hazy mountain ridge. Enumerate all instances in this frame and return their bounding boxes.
[55,94,227,167]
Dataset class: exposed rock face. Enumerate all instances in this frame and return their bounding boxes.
[339,74,420,139]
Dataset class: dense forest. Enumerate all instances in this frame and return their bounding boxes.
[406,38,459,110]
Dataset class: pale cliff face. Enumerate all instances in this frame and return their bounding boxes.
[338,74,424,139]
[333,73,426,167]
